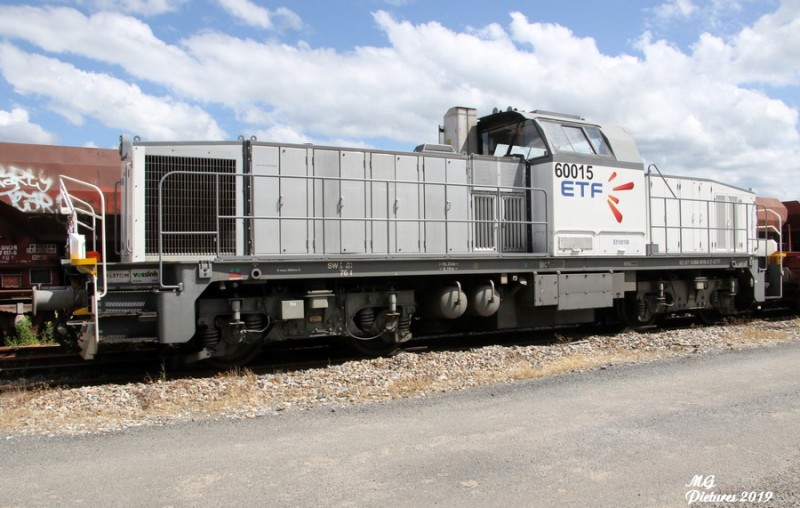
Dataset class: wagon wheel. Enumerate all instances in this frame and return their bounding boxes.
[52,313,80,352]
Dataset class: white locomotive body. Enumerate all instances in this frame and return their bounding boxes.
[41,107,781,364]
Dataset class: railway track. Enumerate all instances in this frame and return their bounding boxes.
[0,338,369,392]
[0,309,795,393]
[0,330,545,392]
[0,344,161,392]
[0,345,85,370]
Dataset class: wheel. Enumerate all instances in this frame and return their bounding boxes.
[348,308,401,357]
[617,295,657,330]
[53,313,80,351]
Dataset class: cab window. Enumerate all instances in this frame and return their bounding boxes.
[585,126,613,155]
[539,121,613,157]
[481,120,548,159]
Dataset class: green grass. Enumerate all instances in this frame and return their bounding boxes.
[4,316,55,347]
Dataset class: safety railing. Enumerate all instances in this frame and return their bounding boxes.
[58,175,108,298]
[154,169,549,267]
[58,175,109,355]
[754,205,783,260]
[647,194,755,256]
[645,165,756,257]
[755,204,784,299]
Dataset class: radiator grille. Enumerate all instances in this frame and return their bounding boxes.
[145,155,237,256]
[501,194,527,252]
[473,193,528,252]
[714,195,744,251]
[473,194,497,251]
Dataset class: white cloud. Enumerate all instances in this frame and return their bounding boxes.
[0,5,294,102]
[651,0,698,22]
[217,0,302,31]
[0,107,56,144]
[0,44,226,141]
[0,3,797,197]
[646,0,752,33]
[76,0,187,16]
[0,6,199,92]
[666,1,800,87]
[726,0,800,85]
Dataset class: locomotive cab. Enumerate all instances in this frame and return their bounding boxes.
[443,106,639,162]
[444,107,648,257]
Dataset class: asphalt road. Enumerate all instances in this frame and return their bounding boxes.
[2,342,799,508]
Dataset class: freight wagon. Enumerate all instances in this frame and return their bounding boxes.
[0,143,118,336]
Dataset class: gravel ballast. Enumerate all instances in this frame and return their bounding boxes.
[1,317,797,438]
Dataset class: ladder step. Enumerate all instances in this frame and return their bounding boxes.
[76,321,98,360]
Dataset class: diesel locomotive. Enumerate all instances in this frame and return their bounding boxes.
[30,107,788,365]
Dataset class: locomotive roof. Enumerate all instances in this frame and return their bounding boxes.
[478,109,644,166]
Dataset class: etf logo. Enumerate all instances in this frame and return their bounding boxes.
[606,171,635,223]
[559,169,635,223]
[560,180,603,198]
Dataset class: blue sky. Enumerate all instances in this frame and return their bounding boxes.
[0,0,798,198]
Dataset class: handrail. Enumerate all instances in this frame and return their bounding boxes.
[646,180,756,256]
[755,205,783,257]
[58,175,109,358]
[60,192,99,251]
[647,164,677,199]
[154,169,549,276]
[58,175,108,299]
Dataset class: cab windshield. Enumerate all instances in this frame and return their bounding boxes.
[480,120,548,160]
[538,121,613,156]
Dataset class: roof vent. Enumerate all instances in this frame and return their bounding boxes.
[530,110,584,121]
[414,143,457,154]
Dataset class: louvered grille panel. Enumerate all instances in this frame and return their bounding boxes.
[473,194,496,251]
[501,194,527,252]
[145,155,237,256]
